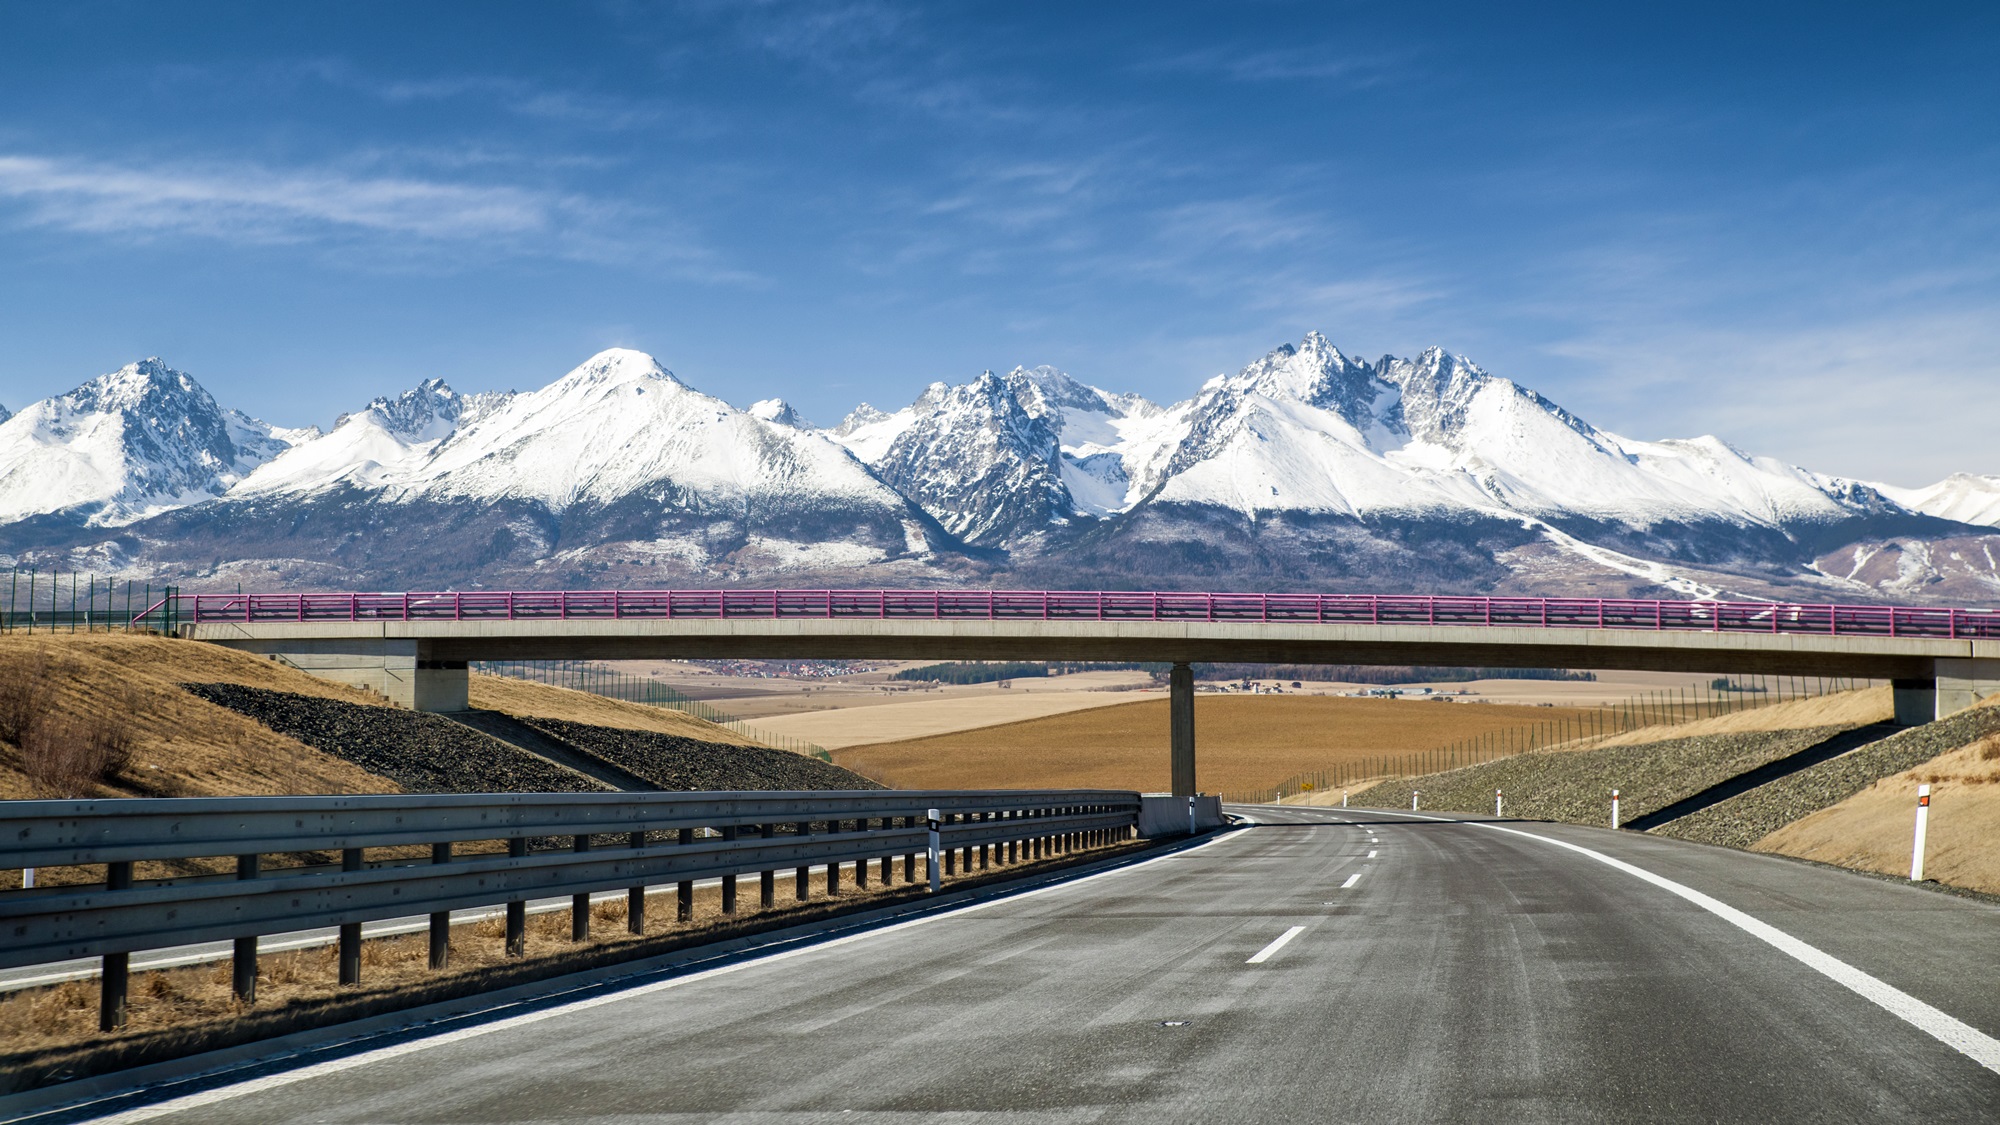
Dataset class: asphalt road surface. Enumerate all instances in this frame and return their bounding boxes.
[66,807,2000,1123]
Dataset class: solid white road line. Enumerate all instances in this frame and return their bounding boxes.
[74,828,1254,1125]
[1340,873,1362,889]
[1318,807,2000,1078]
[1246,926,1306,965]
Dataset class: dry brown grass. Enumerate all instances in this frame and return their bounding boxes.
[1755,729,2000,894]
[0,633,396,812]
[0,838,1140,1088]
[835,695,1597,793]
[0,634,771,891]
[467,674,762,746]
[1591,686,1896,748]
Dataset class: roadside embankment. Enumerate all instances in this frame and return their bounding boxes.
[1350,725,1856,826]
[519,716,884,791]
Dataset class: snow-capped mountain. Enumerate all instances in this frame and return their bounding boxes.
[829,365,1172,543]
[843,333,1909,542]
[0,358,307,526]
[0,340,1991,603]
[234,379,513,496]
[1878,474,2000,528]
[99,350,944,585]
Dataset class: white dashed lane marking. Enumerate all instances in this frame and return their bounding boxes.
[1246,926,1307,965]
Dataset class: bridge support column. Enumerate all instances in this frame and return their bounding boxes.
[1170,662,1196,798]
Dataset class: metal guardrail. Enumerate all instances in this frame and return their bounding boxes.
[0,789,1140,1031]
[151,588,2000,640]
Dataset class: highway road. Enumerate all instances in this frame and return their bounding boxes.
[53,807,2000,1123]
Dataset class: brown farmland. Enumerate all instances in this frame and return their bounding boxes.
[834,695,1598,793]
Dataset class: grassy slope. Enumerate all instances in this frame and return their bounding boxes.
[0,633,397,803]
[0,634,773,804]
[1751,700,2000,893]
[834,694,1597,793]
[467,673,763,746]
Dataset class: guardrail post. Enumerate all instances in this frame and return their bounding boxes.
[678,827,696,922]
[625,831,647,935]
[759,824,776,909]
[572,834,593,939]
[100,860,133,1031]
[944,816,956,876]
[232,853,260,1004]
[826,817,843,895]
[507,838,528,957]
[903,816,917,883]
[720,825,739,914]
[854,817,870,889]
[339,847,364,983]
[431,842,453,966]
[795,821,812,900]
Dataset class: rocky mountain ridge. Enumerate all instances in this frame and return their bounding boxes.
[1,339,1994,604]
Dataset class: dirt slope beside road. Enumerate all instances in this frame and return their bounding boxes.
[1755,725,2000,894]
[520,717,883,791]
[183,684,609,794]
[0,634,396,805]
[1351,726,1861,826]
[1652,703,2000,852]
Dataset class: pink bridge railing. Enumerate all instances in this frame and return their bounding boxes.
[150,589,2000,641]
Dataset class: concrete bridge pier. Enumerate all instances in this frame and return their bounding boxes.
[1937,658,2000,718]
[1170,662,1196,798]
[1894,658,2000,725]
[210,636,469,711]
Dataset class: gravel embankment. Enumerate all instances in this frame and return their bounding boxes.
[1654,706,2000,849]
[520,716,884,791]
[1352,726,1854,826]
[182,683,608,794]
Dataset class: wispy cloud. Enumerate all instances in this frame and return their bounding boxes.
[290,59,707,135]
[0,152,752,280]
[1135,43,1410,85]
[1542,307,2000,484]
[0,153,552,241]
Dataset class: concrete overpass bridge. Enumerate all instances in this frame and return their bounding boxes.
[162,588,2000,795]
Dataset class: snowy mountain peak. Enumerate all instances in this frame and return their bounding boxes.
[553,348,686,393]
[0,357,301,524]
[746,398,812,428]
[1880,473,2000,528]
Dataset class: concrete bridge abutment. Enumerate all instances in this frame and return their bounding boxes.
[209,636,468,711]
[1893,658,1999,725]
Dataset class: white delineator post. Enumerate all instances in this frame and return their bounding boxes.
[926,808,942,894]
[1611,789,1620,830]
[1910,785,1931,882]
[1495,789,1504,818]
[1341,790,1348,808]
[22,868,32,890]
[1411,791,1420,811]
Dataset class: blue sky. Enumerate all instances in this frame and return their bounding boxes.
[0,1,1995,484]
